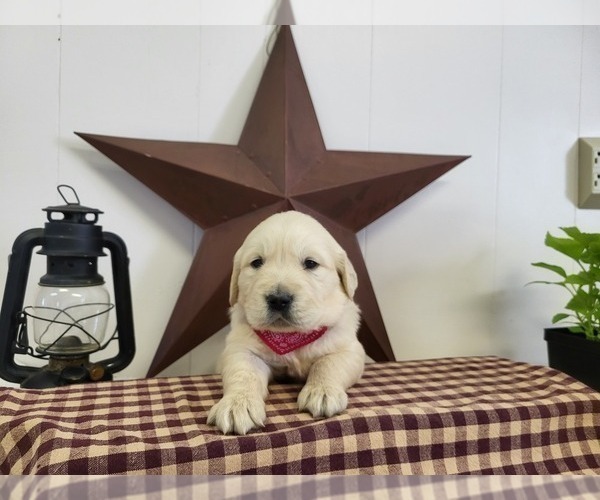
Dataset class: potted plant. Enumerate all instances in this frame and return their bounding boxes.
[531,226,600,391]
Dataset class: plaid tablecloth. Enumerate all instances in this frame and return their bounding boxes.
[1,356,600,475]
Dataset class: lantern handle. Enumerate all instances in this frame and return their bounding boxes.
[57,184,81,206]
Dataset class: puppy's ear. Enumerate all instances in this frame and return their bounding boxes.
[229,248,242,306]
[337,251,358,299]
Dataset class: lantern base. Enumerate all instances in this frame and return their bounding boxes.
[20,355,112,389]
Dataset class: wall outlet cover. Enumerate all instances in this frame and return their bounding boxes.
[578,137,600,209]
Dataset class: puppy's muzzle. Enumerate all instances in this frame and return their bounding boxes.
[266,291,294,314]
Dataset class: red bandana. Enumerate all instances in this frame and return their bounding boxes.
[253,326,328,355]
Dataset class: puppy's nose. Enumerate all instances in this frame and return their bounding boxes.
[266,291,293,312]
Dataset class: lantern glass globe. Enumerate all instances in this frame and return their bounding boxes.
[32,284,111,355]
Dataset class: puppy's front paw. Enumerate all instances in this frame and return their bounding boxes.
[298,383,348,418]
[207,393,266,435]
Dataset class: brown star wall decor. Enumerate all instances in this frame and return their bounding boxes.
[77,26,469,377]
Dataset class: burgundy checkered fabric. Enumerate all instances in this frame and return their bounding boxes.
[1,357,600,474]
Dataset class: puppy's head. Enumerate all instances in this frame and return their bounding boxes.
[229,211,357,331]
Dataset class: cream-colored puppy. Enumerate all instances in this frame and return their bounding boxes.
[207,211,365,435]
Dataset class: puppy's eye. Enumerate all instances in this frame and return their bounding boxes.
[250,257,264,269]
[304,259,319,270]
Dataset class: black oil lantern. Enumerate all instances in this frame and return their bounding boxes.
[0,185,135,388]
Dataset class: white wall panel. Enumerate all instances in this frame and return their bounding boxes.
[366,27,502,360]
[0,26,60,255]
[494,27,582,364]
[196,26,270,143]
[292,26,373,151]
[372,0,503,25]
[292,0,373,25]
[578,26,600,138]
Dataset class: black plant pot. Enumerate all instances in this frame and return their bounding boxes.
[545,327,600,391]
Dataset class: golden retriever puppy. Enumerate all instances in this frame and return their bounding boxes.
[207,211,365,435]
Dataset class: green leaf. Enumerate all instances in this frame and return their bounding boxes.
[551,313,570,323]
[526,280,567,287]
[561,227,600,245]
[564,273,594,286]
[588,267,600,282]
[560,227,589,243]
[565,290,592,313]
[531,262,567,278]
[545,232,584,260]
[588,241,600,261]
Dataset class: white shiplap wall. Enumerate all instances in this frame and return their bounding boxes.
[1,24,599,385]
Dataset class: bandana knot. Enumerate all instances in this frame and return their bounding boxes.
[253,326,328,355]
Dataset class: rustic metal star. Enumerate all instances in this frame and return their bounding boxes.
[77,26,468,377]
